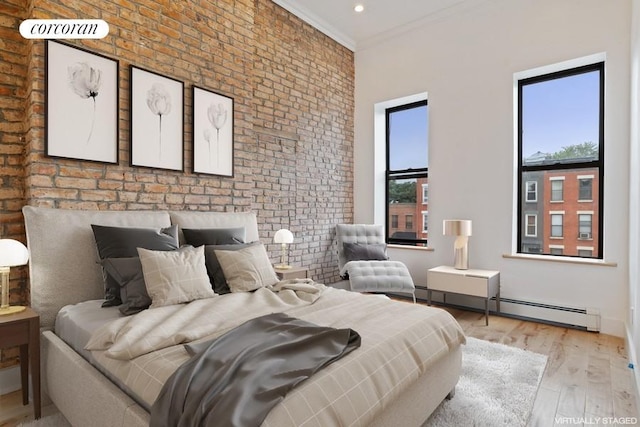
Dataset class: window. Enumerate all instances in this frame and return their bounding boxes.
[577,248,594,257]
[578,176,593,201]
[517,61,604,258]
[549,245,564,255]
[422,184,429,204]
[525,214,537,237]
[525,181,537,202]
[386,100,428,246]
[550,178,564,202]
[406,215,413,230]
[578,213,592,239]
[550,213,563,238]
[422,211,429,232]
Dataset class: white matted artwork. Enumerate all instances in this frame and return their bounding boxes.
[130,65,183,171]
[192,86,234,177]
[46,40,118,163]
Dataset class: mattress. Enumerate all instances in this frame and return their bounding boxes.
[55,299,122,361]
[84,285,465,425]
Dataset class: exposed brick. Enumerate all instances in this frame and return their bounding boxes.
[4,0,354,311]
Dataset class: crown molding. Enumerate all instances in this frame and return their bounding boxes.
[271,0,356,51]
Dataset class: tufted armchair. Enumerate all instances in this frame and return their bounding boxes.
[335,224,416,303]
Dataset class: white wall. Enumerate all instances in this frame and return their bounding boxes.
[628,0,640,397]
[354,0,631,336]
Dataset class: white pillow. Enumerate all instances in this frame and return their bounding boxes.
[214,243,279,292]
[137,246,214,308]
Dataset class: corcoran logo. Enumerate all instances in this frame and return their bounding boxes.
[19,19,109,39]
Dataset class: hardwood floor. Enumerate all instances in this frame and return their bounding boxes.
[0,308,637,426]
[440,307,639,427]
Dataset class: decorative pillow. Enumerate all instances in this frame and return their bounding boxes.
[203,242,260,295]
[214,243,279,293]
[182,227,246,246]
[92,224,179,258]
[91,224,179,307]
[101,257,151,316]
[137,245,215,308]
[343,242,389,262]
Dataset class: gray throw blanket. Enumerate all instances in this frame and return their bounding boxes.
[150,312,361,427]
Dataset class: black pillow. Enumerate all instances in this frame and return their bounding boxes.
[182,227,246,247]
[343,242,389,262]
[92,224,179,259]
[91,224,179,307]
[203,242,259,295]
[101,257,151,316]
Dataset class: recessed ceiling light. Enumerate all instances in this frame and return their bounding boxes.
[354,4,364,13]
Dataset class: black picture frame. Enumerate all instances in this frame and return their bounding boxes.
[192,86,234,177]
[130,65,184,171]
[45,40,119,164]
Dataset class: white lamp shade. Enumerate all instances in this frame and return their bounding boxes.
[0,239,29,267]
[443,220,472,237]
[273,229,294,244]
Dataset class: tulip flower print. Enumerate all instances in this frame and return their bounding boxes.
[146,83,172,158]
[206,103,227,167]
[68,62,102,144]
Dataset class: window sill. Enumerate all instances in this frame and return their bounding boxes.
[388,244,434,252]
[503,253,617,267]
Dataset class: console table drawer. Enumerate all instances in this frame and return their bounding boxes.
[427,271,489,297]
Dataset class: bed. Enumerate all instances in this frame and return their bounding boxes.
[22,206,465,427]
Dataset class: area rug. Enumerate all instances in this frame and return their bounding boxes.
[19,337,547,427]
[425,336,548,427]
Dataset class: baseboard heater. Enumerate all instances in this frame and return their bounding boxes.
[495,297,600,332]
[407,290,601,332]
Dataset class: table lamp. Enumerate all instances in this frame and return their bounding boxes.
[443,220,472,270]
[273,229,294,269]
[0,239,30,315]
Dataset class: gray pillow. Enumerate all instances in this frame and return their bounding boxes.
[182,227,246,246]
[203,242,260,295]
[343,242,389,262]
[101,257,151,316]
[91,224,179,307]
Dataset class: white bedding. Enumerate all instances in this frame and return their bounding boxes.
[83,284,465,425]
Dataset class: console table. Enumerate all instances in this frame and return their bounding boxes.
[426,265,500,325]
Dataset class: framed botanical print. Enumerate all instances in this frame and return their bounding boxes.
[45,40,119,163]
[192,86,234,177]
[130,65,184,171]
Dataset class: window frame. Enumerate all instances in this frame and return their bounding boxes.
[516,61,604,259]
[550,212,564,238]
[578,175,594,201]
[385,99,429,246]
[525,214,537,237]
[525,181,537,202]
[550,177,564,202]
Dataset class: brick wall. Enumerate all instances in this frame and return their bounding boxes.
[4,0,354,304]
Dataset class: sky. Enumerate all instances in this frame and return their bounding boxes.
[388,104,428,170]
[521,70,600,159]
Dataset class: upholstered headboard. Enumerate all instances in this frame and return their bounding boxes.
[22,206,260,328]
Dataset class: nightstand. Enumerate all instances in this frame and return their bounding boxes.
[0,307,40,419]
[427,265,500,326]
[274,266,309,280]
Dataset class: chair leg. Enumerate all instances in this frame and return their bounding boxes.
[412,292,416,304]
